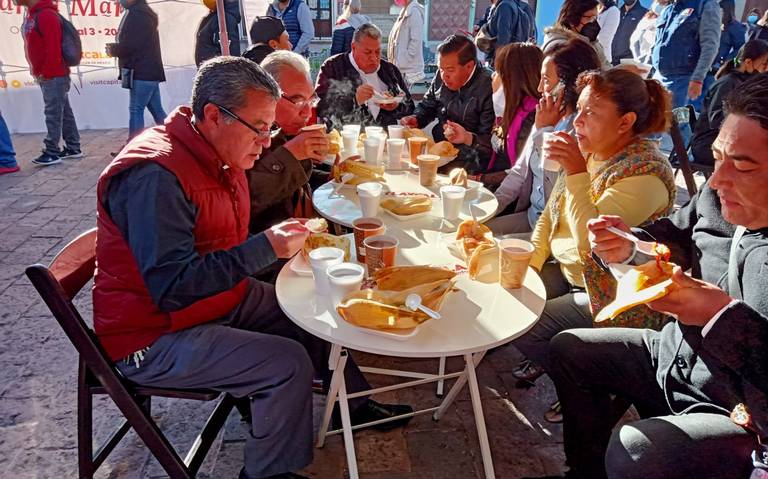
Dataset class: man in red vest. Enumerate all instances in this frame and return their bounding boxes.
[93,57,411,479]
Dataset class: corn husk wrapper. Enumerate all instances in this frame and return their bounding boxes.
[301,233,351,262]
[594,261,675,322]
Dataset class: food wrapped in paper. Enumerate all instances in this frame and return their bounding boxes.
[594,260,675,322]
[336,266,457,331]
[455,220,496,279]
[449,168,468,187]
[429,141,459,158]
[380,196,433,216]
[331,155,386,186]
[301,233,351,262]
[326,129,342,154]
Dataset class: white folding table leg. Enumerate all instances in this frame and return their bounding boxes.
[436,356,446,397]
[464,352,495,479]
[316,344,344,448]
[433,351,486,421]
[336,351,359,479]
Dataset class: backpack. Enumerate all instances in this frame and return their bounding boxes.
[34,11,83,67]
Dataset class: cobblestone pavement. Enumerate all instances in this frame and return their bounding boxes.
[0,129,701,478]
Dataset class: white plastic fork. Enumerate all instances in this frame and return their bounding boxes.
[606,226,657,256]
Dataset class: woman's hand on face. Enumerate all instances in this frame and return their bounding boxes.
[535,92,564,129]
[545,132,587,175]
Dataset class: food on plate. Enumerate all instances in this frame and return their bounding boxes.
[301,232,351,262]
[336,266,457,330]
[429,140,459,158]
[326,129,342,154]
[449,168,468,187]
[403,128,436,148]
[652,242,671,272]
[305,217,327,234]
[455,220,496,279]
[380,195,433,216]
[331,155,386,185]
[594,259,677,323]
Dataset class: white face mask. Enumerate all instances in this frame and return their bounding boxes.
[492,85,506,118]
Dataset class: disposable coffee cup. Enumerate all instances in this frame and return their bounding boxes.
[364,137,381,165]
[363,234,399,277]
[342,131,358,154]
[387,139,406,169]
[417,154,440,187]
[364,126,384,138]
[498,239,535,289]
[440,185,466,221]
[388,125,405,139]
[357,182,383,217]
[408,137,428,165]
[308,247,345,295]
[542,132,563,172]
[327,262,365,307]
[353,217,386,262]
[343,124,361,137]
[376,132,387,164]
[301,123,326,133]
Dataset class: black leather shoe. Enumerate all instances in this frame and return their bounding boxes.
[332,399,414,431]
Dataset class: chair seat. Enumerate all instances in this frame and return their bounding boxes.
[88,383,222,401]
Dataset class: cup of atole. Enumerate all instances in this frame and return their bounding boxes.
[357,182,383,217]
[327,263,365,307]
[542,132,563,172]
[308,247,345,295]
[364,137,381,165]
[352,217,386,262]
[408,137,428,165]
[387,138,406,168]
[388,125,405,139]
[417,154,440,186]
[363,234,399,277]
[498,239,535,289]
[440,185,466,221]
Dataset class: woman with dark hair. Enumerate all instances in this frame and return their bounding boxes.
[509,69,677,423]
[692,39,768,166]
[596,0,620,63]
[488,38,601,236]
[543,0,609,66]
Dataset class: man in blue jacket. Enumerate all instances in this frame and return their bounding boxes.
[611,0,648,65]
[266,0,315,56]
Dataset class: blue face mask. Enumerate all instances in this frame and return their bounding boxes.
[748,15,759,24]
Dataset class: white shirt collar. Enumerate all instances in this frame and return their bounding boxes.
[349,52,380,76]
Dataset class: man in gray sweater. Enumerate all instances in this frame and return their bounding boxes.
[533,73,768,479]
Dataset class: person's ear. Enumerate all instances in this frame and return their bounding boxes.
[268,39,278,50]
[202,103,223,126]
[618,111,637,135]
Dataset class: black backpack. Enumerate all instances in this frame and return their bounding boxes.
[34,11,83,67]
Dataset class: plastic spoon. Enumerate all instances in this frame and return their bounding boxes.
[606,226,657,256]
[405,293,442,320]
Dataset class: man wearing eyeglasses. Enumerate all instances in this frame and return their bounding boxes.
[247,50,328,235]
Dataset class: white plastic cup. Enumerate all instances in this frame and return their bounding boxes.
[440,185,466,221]
[388,125,405,139]
[308,247,345,295]
[327,262,365,307]
[357,182,383,217]
[342,131,358,155]
[364,137,381,165]
[542,132,563,172]
[387,139,406,168]
[376,132,387,164]
[343,124,361,136]
[364,126,383,138]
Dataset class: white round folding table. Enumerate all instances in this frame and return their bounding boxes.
[275,227,546,479]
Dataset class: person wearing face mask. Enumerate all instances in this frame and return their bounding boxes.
[747,9,768,42]
[691,40,768,166]
[105,0,166,143]
[387,0,425,86]
[702,0,747,97]
[596,0,620,63]
[488,38,601,237]
[746,8,761,38]
[543,0,610,68]
[610,0,648,65]
[651,0,722,111]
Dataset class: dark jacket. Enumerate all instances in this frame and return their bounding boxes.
[194,2,242,67]
[315,53,415,130]
[748,24,768,42]
[483,0,535,63]
[714,20,747,69]
[247,131,313,234]
[330,26,354,56]
[611,0,648,65]
[634,183,768,442]
[690,70,751,166]
[414,67,495,174]
[242,43,275,64]
[112,0,165,82]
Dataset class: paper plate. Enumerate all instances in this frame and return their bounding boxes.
[288,253,313,277]
[594,263,674,323]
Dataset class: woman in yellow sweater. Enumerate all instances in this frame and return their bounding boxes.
[510,68,677,422]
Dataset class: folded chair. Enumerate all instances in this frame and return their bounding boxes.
[25,228,236,478]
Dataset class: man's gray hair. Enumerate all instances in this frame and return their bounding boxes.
[192,56,280,120]
[353,23,381,43]
[260,50,312,85]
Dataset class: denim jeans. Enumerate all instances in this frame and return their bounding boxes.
[0,112,17,169]
[653,72,695,156]
[128,80,167,140]
[39,75,80,156]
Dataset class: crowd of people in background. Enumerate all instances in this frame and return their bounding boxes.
[5,1,768,479]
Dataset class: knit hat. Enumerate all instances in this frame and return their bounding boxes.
[249,16,286,45]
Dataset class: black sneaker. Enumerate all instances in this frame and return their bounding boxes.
[32,152,62,166]
[60,147,83,160]
[331,399,414,432]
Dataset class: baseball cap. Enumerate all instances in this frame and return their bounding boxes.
[249,16,286,45]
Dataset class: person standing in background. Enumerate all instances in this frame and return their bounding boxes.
[266,0,315,56]
[194,0,242,67]
[746,7,761,37]
[243,16,293,64]
[18,0,82,166]
[0,112,19,175]
[543,0,609,67]
[107,0,167,142]
[630,0,666,65]
[596,0,620,63]
[480,0,535,66]
[388,0,425,86]
[331,0,370,55]
[709,0,746,77]
[610,0,646,65]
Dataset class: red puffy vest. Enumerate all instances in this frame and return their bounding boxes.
[93,107,250,361]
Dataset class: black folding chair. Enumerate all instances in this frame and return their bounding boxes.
[25,228,236,478]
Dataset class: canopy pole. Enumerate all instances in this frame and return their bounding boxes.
[216,0,230,56]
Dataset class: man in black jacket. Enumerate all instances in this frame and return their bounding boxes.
[106,0,166,141]
[401,35,495,174]
[194,0,242,67]
[610,0,648,65]
[531,74,768,479]
[315,23,414,129]
[243,16,292,65]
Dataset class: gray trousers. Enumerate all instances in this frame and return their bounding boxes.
[117,278,370,478]
[39,75,80,156]
[487,210,532,237]
[549,327,756,479]
[511,262,592,370]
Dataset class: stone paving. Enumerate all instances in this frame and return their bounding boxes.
[0,129,702,479]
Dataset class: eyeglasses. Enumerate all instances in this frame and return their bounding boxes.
[281,93,320,110]
[212,103,280,139]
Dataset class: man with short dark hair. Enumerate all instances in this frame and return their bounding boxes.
[315,23,415,129]
[401,34,495,174]
[243,16,293,64]
[610,0,648,65]
[532,73,768,479]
